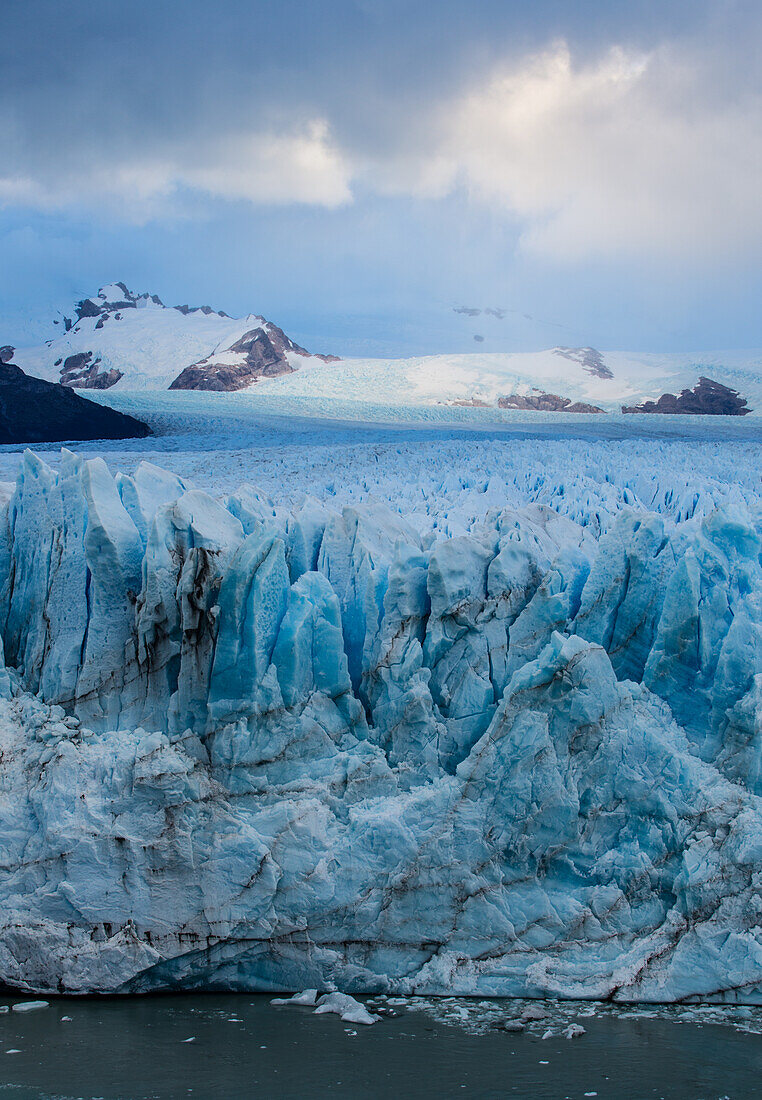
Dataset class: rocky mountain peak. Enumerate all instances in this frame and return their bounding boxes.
[27,283,341,391]
[57,283,234,332]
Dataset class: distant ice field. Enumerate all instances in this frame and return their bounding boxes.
[0,390,760,532]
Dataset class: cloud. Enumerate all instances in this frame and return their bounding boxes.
[0,120,351,219]
[366,41,762,262]
[2,19,761,266]
[182,122,351,207]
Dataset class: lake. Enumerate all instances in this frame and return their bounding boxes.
[0,994,761,1099]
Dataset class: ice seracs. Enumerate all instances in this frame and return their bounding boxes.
[3,449,762,1001]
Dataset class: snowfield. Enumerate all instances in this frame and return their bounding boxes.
[8,284,762,410]
[2,401,762,1000]
[13,297,266,390]
[253,347,762,412]
[11,284,332,392]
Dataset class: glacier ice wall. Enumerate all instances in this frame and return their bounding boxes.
[2,449,762,999]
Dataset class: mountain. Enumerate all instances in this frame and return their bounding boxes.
[170,321,338,392]
[12,283,338,392]
[252,345,762,414]
[12,288,762,412]
[0,347,150,443]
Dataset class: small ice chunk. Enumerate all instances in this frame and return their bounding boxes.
[181,1037,196,1043]
[541,1029,554,1040]
[314,993,380,1025]
[0,1007,8,1014]
[12,1001,49,1013]
[287,988,319,1006]
[563,1024,586,1039]
[6,1050,21,1055]
[502,1021,525,1032]
[60,1015,72,1022]
[521,1005,548,1021]
[271,988,319,1007]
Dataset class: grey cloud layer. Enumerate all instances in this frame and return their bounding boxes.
[2,0,760,262]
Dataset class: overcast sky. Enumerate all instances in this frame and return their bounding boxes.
[1,0,760,355]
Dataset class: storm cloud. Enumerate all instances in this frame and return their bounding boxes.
[1,0,761,351]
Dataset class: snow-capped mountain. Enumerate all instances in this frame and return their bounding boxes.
[12,283,338,392]
[11,285,762,412]
[253,345,762,414]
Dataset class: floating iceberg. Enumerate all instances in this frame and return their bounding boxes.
[1,449,762,1001]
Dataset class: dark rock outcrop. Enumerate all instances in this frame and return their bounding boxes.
[622,376,751,416]
[0,353,150,444]
[175,303,229,317]
[170,323,339,392]
[553,346,613,380]
[74,298,103,321]
[498,392,604,413]
[60,351,123,390]
[453,306,506,319]
[564,401,605,413]
[73,283,231,327]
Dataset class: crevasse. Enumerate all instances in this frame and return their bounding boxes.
[2,449,762,999]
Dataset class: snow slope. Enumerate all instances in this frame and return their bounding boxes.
[12,284,334,391]
[3,422,762,998]
[254,347,762,413]
[9,285,762,409]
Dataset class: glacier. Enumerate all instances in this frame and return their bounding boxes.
[2,438,762,1002]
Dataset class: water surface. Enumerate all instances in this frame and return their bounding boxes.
[0,994,761,1099]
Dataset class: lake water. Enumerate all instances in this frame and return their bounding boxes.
[1,994,761,1099]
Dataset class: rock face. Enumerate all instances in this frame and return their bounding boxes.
[169,324,338,392]
[553,347,613,380]
[0,356,150,444]
[498,392,604,413]
[60,351,123,390]
[3,453,762,999]
[69,282,230,328]
[623,376,751,415]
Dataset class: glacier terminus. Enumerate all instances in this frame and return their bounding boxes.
[2,428,762,1003]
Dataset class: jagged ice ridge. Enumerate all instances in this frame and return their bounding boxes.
[2,442,762,1001]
